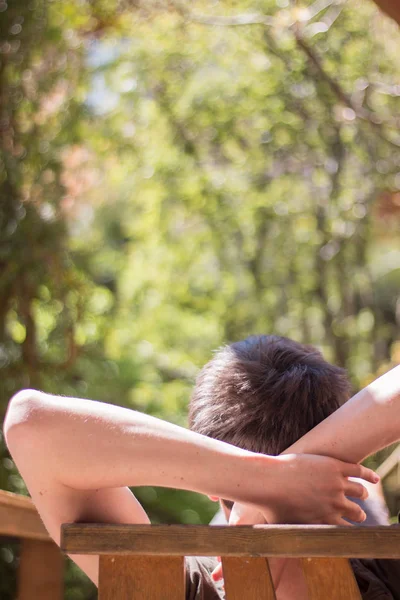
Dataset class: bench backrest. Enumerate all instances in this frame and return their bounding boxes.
[62,523,400,599]
[0,490,64,600]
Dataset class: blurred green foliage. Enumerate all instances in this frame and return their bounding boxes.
[0,0,400,597]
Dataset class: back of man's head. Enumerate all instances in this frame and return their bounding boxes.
[189,335,351,455]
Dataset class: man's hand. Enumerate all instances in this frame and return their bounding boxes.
[211,456,378,586]
[251,453,378,525]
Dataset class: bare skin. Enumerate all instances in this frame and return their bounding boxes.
[212,364,400,599]
[4,388,378,586]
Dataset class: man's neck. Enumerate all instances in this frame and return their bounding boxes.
[271,559,309,600]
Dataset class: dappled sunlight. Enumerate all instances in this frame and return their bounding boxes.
[0,0,399,597]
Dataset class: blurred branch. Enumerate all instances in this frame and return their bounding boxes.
[187,12,273,27]
[153,85,244,274]
[247,206,272,302]
[319,3,344,28]
[176,0,343,28]
[304,4,345,37]
[18,275,40,387]
[171,1,273,27]
[307,0,341,20]
[293,32,400,148]
[293,33,352,107]
[175,0,400,149]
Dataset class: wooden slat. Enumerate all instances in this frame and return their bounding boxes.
[222,557,276,600]
[0,490,49,541]
[18,539,64,600]
[62,524,400,558]
[301,558,362,600]
[99,555,184,600]
[0,490,36,511]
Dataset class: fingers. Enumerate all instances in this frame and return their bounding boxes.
[344,481,369,500]
[342,462,379,484]
[358,464,380,484]
[341,499,366,523]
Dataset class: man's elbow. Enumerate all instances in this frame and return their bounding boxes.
[4,389,46,452]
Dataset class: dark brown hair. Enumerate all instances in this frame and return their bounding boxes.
[189,335,351,456]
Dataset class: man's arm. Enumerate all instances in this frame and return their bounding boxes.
[230,365,400,526]
[221,365,400,591]
[267,364,400,594]
[285,364,400,462]
[4,389,375,585]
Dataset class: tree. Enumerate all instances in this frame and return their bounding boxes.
[0,0,399,597]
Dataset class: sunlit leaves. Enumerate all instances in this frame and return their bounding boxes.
[1,1,400,597]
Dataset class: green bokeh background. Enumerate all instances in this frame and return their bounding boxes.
[0,0,399,597]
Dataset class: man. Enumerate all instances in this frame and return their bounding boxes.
[188,335,400,598]
[3,335,399,598]
[189,334,390,528]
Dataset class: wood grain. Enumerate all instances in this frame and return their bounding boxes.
[0,490,49,541]
[222,557,276,600]
[62,524,400,558]
[18,539,64,600]
[99,555,184,600]
[301,558,362,600]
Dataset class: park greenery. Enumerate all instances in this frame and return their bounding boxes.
[0,0,399,597]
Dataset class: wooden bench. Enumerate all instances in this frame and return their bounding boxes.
[62,523,400,599]
[0,490,64,600]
